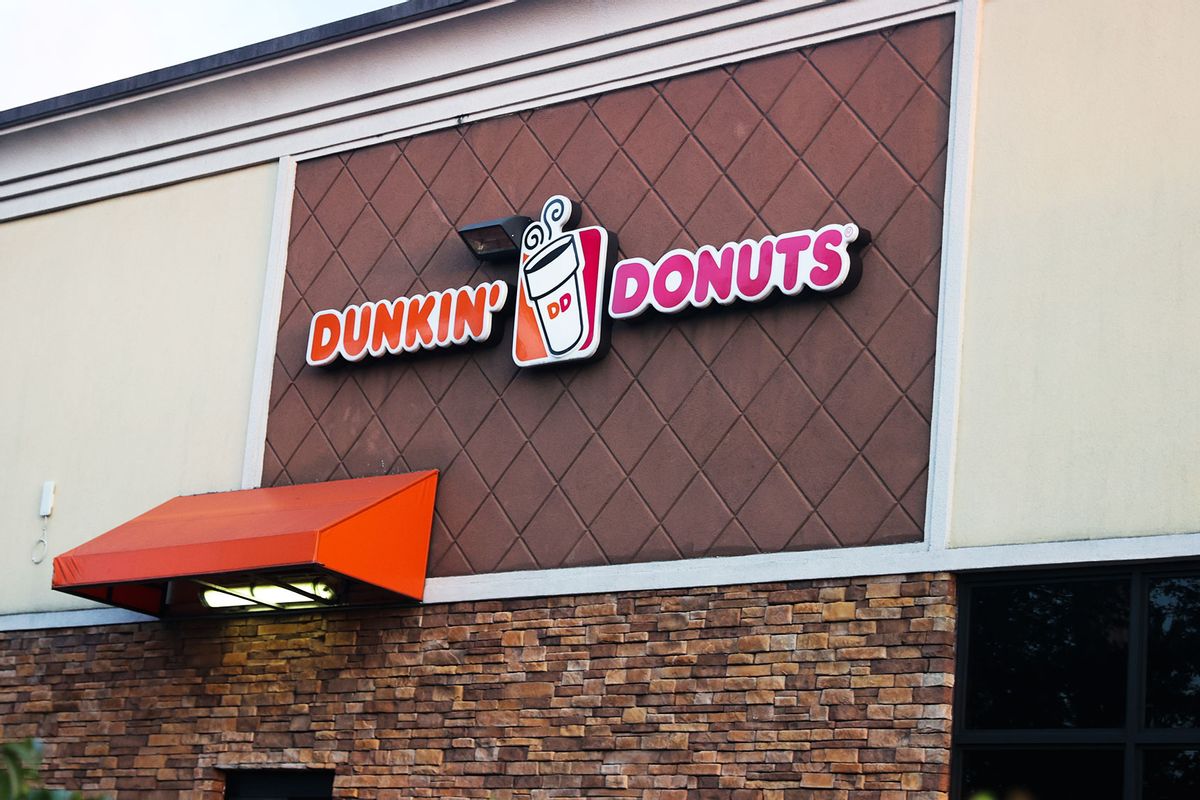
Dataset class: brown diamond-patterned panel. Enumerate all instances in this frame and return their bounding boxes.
[266,17,953,577]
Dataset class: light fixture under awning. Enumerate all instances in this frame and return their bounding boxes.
[51,471,438,616]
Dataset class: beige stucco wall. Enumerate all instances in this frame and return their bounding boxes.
[950,0,1200,546]
[0,165,277,613]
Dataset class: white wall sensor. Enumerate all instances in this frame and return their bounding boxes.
[39,480,55,518]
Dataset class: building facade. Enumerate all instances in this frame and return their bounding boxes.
[1,1,1198,798]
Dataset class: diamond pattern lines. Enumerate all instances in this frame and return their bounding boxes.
[267,17,953,576]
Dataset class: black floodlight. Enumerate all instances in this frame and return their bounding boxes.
[457,215,532,262]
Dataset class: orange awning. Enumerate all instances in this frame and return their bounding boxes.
[52,471,438,616]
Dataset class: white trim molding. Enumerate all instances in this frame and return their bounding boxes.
[924,0,981,551]
[241,156,298,489]
[0,0,954,221]
[0,607,154,632]
[425,532,1200,603]
[5,532,1199,631]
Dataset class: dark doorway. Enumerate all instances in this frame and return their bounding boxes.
[224,770,335,800]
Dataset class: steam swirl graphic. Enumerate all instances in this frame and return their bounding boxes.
[542,195,571,231]
[522,195,575,255]
[522,219,547,253]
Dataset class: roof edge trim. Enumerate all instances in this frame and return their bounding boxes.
[0,0,486,130]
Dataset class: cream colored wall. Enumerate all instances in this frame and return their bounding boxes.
[0,165,277,613]
[950,0,1200,546]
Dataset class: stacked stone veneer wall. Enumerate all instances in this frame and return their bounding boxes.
[0,573,954,799]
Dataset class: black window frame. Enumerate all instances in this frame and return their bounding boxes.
[953,560,1200,800]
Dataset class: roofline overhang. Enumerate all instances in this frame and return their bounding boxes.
[0,1,954,223]
[0,0,487,130]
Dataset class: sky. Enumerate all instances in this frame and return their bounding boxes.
[0,0,401,111]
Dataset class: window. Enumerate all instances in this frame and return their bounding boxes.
[955,564,1200,800]
[223,770,335,800]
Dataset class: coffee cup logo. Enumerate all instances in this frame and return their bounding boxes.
[512,196,613,367]
[522,234,584,355]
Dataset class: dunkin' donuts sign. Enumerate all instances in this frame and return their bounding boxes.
[306,196,860,368]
